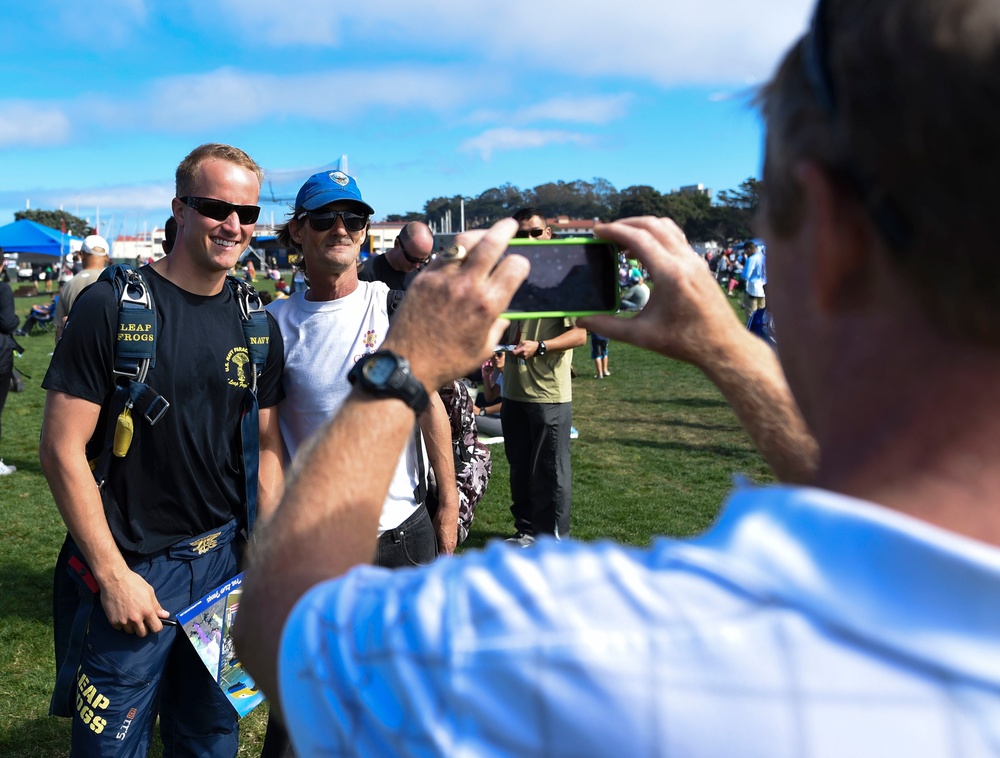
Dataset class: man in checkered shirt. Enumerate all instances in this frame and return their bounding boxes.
[237,0,1000,754]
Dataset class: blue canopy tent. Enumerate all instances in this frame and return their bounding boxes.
[0,219,82,265]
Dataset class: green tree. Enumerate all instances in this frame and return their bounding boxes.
[713,177,761,241]
[385,212,425,223]
[616,185,665,219]
[715,177,761,214]
[14,208,93,238]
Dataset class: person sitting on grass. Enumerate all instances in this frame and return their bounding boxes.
[15,295,57,336]
[473,349,504,438]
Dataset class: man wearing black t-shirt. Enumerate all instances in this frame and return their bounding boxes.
[357,220,434,290]
[40,143,285,757]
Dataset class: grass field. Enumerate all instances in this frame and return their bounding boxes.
[0,276,772,756]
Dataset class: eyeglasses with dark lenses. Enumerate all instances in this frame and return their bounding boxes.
[398,236,430,265]
[299,210,369,233]
[514,227,546,239]
[179,196,260,225]
[800,0,911,253]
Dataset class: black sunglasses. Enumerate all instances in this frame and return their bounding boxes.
[800,0,911,253]
[514,227,546,239]
[298,209,369,233]
[179,196,260,225]
[398,236,430,265]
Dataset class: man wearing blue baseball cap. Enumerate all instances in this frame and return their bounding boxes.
[293,169,376,216]
[257,170,459,757]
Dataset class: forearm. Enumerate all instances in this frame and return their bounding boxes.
[256,406,285,526]
[238,391,416,705]
[39,396,130,585]
[543,326,587,353]
[40,442,132,584]
[419,392,459,554]
[701,330,819,484]
[482,376,501,404]
[478,399,502,415]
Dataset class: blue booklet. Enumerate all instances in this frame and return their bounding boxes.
[175,572,265,718]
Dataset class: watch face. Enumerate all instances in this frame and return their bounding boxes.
[364,354,397,385]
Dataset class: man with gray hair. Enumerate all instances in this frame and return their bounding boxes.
[237,0,1000,754]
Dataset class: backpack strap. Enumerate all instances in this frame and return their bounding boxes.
[227,276,271,538]
[227,276,269,393]
[90,265,170,492]
[386,288,406,320]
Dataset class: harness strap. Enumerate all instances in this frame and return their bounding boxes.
[227,276,270,538]
[240,390,260,540]
[103,265,157,382]
[50,544,99,718]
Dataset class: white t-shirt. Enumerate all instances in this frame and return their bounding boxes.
[278,484,1000,757]
[267,283,425,533]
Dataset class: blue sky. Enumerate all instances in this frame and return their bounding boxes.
[0,0,814,239]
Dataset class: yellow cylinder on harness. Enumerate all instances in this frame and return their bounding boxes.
[113,407,134,458]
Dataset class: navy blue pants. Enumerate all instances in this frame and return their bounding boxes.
[53,524,242,757]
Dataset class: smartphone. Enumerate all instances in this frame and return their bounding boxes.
[501,237,621,319]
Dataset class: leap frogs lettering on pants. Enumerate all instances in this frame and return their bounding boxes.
[76,671,110,734]
[117,323,154,342]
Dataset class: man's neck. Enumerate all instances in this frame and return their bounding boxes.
[149,251,229,296]
[306,267,360,302]
[810,327,1000,546]
[384,247,407,273]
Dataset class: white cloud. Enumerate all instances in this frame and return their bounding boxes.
[510,94,635,125]
[88,65,485,134]
[213,0,345,46]
[461,128,593,160]
[224,0,813,86]
[0,103,71,147]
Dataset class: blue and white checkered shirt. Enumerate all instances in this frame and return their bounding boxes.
[278,485,1000,757]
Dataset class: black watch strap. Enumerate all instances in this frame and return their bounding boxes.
[537,340,547,356]
[348,350,430,414]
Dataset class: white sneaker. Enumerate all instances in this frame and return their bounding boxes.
[0,460,16,475]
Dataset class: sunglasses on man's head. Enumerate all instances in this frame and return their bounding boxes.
[179,196,261,225]
[298,209,369,233]
[800,0,911,253]
[398,236,430,265]
[514,227,546,239]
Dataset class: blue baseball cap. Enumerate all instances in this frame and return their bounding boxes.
[295,170,375,215]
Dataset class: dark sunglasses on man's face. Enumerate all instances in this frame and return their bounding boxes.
[299,210,369,233]
[179,196,261,225]
[514,227,546,239]
[398,236,430,265]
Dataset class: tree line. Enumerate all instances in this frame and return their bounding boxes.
[14,209,94,239]
[17,176,762,246]
[389,177,761,244]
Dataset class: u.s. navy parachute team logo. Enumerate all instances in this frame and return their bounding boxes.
[330,171,349,186]
[225,346,251,388]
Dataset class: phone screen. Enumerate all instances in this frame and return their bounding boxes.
[501,238,620,319]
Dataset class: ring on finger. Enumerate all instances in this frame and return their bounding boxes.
[439,244,468,265]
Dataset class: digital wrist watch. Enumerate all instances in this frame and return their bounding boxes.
[348,350,429,414]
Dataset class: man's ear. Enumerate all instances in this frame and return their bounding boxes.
[288,218,305,246]
[794,161,877,313]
